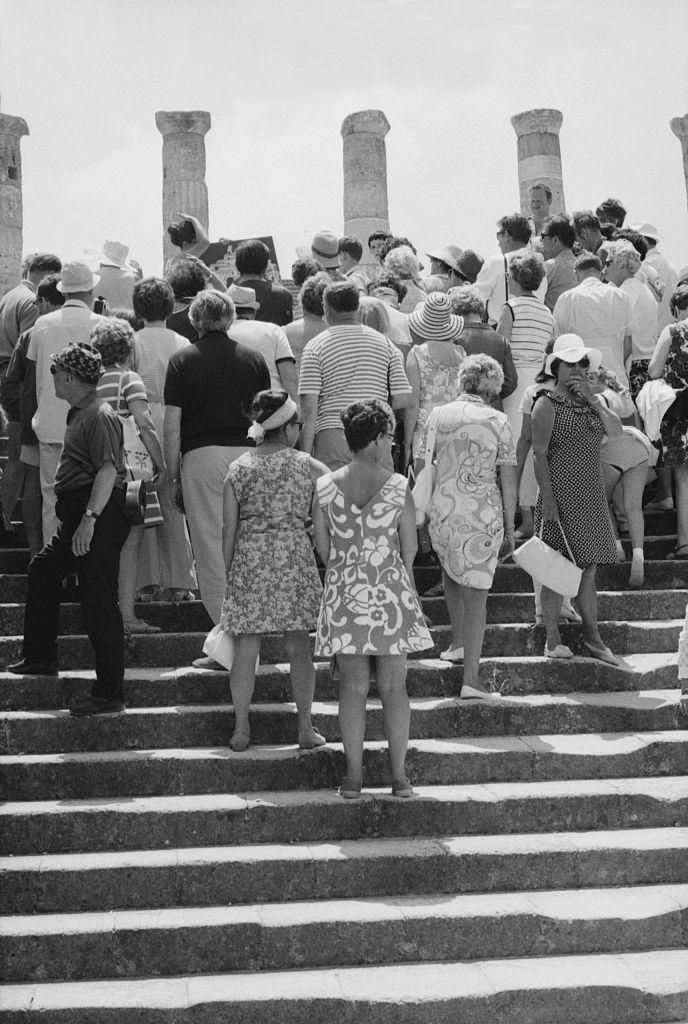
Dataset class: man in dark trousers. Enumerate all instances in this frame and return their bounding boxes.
[8,342,130,717]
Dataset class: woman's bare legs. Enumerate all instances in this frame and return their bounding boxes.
[462,587,489,692]
[119,526,155,628]
[673,466,688,551]
[577,563,615,656]
[375,654,411,790]
[337,654,371,793]
[442,571,464,651]
[284,629,325,748]
[542,584,564,652]
[229,633,262,749]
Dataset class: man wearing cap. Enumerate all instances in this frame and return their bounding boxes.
[635,223,679,332]
[8,342,130,717]
[233,239,293,327]
[26,260,108,543]
[299,281,411,469]
[310,231,344,282]
[84,239,138,311]
[424,246,463,293]
[227,284,298,397]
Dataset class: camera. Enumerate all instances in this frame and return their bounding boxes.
[93,296,109,315]
[167,218,197,249]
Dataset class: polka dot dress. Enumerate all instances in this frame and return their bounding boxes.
[534,391,618,567]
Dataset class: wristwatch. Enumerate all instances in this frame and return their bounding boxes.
[83,508,99,520]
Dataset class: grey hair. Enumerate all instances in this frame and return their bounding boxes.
[384,245,421,281]
[447,284,486,318]
[189,289,236,336]
[358,295,392,335]
[605,239,641,274]
[458,353,504,399]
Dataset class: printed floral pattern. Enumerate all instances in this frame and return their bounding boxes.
[315,474,432,656]
[410,344,464,460]
[659,322,688,467]
[428,394,516,590]
[219,449,322,635]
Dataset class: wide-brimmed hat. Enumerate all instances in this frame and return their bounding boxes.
[426,245,463,272]
[228,284,260,310]
[408,291,464,342]
[84,239,132,270]
[630,222,663,244]
[311,230,340,269]
[51,342,103,385]
[545,334,601,374]
[455,249,484,284]
[57,260,100,294]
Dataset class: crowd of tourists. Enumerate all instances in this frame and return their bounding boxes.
[0,186,686,797]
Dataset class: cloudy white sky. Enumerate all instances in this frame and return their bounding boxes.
[2,0,687,278]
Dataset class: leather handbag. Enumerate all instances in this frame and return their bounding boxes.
[410,406,441,527]
[512,521,582,597]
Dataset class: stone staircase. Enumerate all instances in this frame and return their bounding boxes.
[1,493,688,1021]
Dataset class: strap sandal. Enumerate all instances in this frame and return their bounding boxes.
[582,641,619,666]
[298,729,327,750]
[439,646,464,663]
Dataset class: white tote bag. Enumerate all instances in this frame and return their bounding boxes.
[513,521,582,597]
[410,407,441,527]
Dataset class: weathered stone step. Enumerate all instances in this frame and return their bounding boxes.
[1,587,686,633]
[3,883,686,983]
[3,730,687,801]
[2,948,687,1023]
[0,653,679,713]
[2,691,684,757]
[4,826,687,915]
[0,618,683,670]
[3,776,688,855]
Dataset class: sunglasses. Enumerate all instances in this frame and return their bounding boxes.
[568,357,590,368]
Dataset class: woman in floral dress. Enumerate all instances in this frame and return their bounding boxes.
[427,355,518,698]
[312,400,432,799]
[220,390,328,752]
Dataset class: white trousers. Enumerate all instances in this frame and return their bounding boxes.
[38,442,63,544]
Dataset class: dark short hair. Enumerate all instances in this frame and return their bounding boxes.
[612,228,648,260]
[368,230,392,249]
[28,253,62,276]
[529,182,552,203]
[572,210,601,234]
[324,281,360,314]
[111,310,144,332]
[497,214,531,246]
[341,399,393,453]
[300,273,329,316]
[249,389,297,438]
[90,318,135,366]
[166,258,206,301]
[575,253,603,274]
[596,198,627,226]
[291,257,323,289]
[368,274,407,303]
[543,215,575,250]
[133,277,174,321]
[509,252,546,291]
[36,273,64,307]
[338,236,363,262]
[380,235,418,259]
[235,239,270,275]
[670,285,688,315]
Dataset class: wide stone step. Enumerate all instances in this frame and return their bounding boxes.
[3,776,688,855]
[3,730,687,801]
[0,618,683,670]
[1,587,686,633]
[3,883,687,984]
[4,825,687,915]
[2,690,684,757]
[2,949,687,1023]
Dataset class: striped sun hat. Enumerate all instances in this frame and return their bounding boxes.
[408,291,464,342]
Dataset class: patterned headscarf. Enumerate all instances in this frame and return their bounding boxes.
[51,342,104,385]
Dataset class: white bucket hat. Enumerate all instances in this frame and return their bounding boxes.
[84,239,132,270]
[545,334,602,375]
[630,222,663,244]
[56,260,100,294]
[228,284,260,310]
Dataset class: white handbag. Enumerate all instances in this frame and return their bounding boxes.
[117,372,154,483]
[410,407,441,527]
[202,625,235,671]
[512,521,583,597]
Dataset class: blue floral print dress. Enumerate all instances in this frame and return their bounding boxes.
[314,473,432,656]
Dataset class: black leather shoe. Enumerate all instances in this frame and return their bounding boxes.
[7,659,58,676]
[69,695,125,717]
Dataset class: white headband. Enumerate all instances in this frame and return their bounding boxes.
[247,396,299,445]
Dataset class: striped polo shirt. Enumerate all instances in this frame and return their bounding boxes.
[96,367,148,415]
[298,324,411,434]
[506,296,555,366]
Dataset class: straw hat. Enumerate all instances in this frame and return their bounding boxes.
[408,291,464,342]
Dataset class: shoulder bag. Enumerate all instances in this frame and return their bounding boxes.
[410,406,441,527]
[512,520,583,597]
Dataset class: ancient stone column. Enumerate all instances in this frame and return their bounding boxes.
[341,109,391,273]
[510,108,566,222]
[671,115,688,211]
[155,110,211,266]
[0,112,29,297]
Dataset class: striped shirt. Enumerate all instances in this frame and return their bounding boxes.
[505,296,554,366]
[134,327,190,404]
[299,324,411,434]
[97,368,148,416]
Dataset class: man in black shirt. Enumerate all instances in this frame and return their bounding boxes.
[233,239,293,327]
[8,343,130,716]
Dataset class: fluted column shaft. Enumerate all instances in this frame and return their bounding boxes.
[341,110,391,274]
[155,111,211,266]
[671,115,688,212]
[0,114,29,297]
[510,108,566,223]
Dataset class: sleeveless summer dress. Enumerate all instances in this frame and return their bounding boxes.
[314,473,432,656]
[409,344,464,460]
[219,448,322,635]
